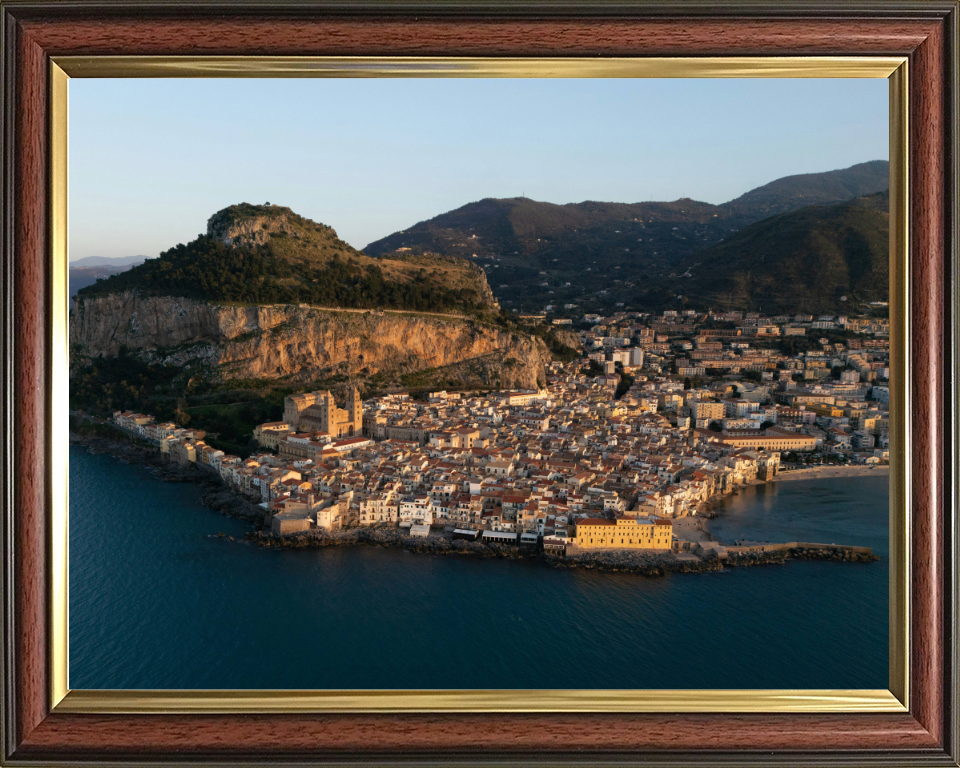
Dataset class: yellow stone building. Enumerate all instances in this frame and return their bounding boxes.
[573,515,673,550]
[808,403,845,418]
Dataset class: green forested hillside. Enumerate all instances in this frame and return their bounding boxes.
[675,190,889,313]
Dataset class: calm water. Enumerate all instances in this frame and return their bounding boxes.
[69,447,889,689]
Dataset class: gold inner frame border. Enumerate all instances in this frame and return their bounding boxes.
[49,55,909,715]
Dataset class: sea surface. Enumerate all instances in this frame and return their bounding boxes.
[69,446,889,690]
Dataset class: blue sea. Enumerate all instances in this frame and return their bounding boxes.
[69,446,889,690]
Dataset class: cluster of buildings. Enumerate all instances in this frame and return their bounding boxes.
[576,309,889,381]
[109,308,889,557]
[110,411,210,465]
[575,309,890,457]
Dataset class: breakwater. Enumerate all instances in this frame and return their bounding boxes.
[725,542,878,566]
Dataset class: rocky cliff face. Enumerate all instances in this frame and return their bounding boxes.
[463,260,499,308]
[209,214,294,248]
[70,292,548,389]
[551,327,581,349]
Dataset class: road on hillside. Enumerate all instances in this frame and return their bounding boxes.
[289,304,472,321]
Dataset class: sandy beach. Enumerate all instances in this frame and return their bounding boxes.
[672,515,713,543]
[772,465,890,483]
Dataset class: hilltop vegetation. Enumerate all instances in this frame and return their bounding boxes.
[79,204,496,314]
[79,237,487,312]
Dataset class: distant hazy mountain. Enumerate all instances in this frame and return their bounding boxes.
[69,261,145,297]
[70,255,149,268]
[676,190,890,314]
[363,161,889,309]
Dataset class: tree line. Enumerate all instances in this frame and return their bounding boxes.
[79,236,486,313]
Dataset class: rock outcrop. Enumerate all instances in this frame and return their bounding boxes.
[70,292,548,389]
[206,204,336,249]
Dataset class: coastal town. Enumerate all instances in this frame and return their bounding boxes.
[105,307,890,565]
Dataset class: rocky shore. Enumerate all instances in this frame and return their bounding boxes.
[201,489,263,522]
[249,527,731,575]
[555,550,723,576]
[249,526,533,559]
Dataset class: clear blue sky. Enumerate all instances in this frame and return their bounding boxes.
[69,77,888,260]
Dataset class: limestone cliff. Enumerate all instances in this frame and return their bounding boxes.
[550,327,581,349]
[70,292,548,389]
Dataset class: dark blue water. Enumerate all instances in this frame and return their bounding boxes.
[69,447,889,689]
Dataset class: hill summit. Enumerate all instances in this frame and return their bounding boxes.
[720,160,890,219]
[206,203,346,254]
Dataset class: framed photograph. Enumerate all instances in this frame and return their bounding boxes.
[1,1,958,765]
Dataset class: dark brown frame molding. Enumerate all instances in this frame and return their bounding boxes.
[1,1,958,765]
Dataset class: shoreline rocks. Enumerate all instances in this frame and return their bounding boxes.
[201,489,263,521]
[249,527,533,560]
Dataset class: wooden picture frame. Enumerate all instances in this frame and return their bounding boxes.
[1,1,958,764]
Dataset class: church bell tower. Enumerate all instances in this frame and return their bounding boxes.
[348,387,362,436]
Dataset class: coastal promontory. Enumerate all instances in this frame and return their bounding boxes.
[70,204,570,393]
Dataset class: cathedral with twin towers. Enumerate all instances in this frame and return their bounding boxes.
[283,388,363,438]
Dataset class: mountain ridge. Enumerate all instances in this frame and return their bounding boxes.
[362,160,889,310]
[70,255,150,267]
[719,160,890,219]
[77,160,890,319]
